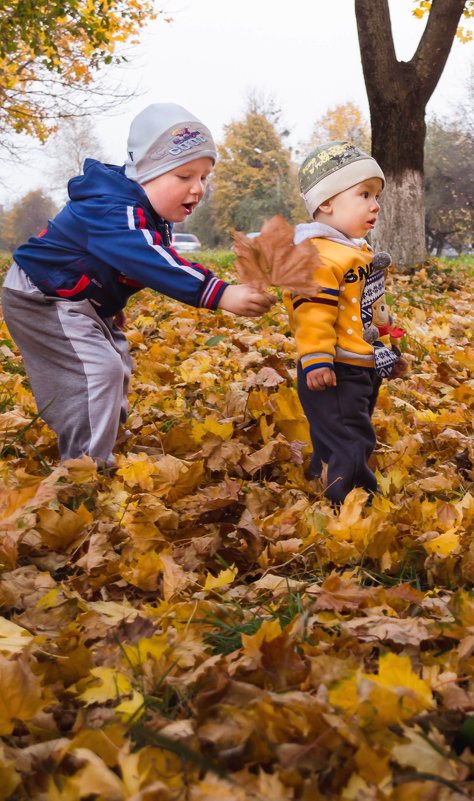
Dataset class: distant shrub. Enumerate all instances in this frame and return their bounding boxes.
[196,249,237,280]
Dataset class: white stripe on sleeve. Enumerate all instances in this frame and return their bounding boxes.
[200,276,220,307]
[127,206,205,283]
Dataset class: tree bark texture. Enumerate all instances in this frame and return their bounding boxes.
[373,170,426,268]
[355,0,466,267]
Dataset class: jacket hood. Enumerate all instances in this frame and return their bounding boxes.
[68,158,149,205]
[294,221,370,250]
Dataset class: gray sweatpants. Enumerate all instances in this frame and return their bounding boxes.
[2,263,132,467]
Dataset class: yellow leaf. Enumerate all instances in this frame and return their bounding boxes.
[341,774,372,801]
[116,455,155,489]
[422,527,460,556]
[415,409,441,422]
[37,503,92,550]
[158,456,206,502]
[355,743,391,785]
[180,352,212,383]
[0,656,45,735]
[189,773,248,800]
[375,468,407,495]
[367,652,432,709]
[417,473,456,492]
[203,565,237,590]
[359,684,408,729]
[62,454,98,483]
[453,347,474,369]
[0,617,32,654]
[76,667,132,705]
[71,748,124,799]
[36,588,60,609]
[115,690,144,722]
[329,674,359,715]
[134,315,154,328]
[0,743,21,799]
[203,416,234,440]
[122,634,169,669]
[241,619,282,658]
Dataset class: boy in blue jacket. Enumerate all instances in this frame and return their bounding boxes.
[2,103,273,469]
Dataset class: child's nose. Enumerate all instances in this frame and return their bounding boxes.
[191,178,205,196]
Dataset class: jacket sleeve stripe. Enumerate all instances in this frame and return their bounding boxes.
[200,276,226,308]
[293,297,338,310]
[126,205,207,283]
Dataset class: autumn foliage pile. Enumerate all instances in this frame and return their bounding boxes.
[0,256,473,800]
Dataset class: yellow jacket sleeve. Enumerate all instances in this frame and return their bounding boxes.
[284,253,344,372]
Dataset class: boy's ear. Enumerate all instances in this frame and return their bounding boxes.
[318,199,332,214]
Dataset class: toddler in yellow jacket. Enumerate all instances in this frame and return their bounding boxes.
[284,141,405,505]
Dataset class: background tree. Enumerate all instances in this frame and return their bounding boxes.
[355,0,470,268]
[424,114,473,254]
[44,117,106,204]
[0,190,57,252]
[0,0,160,152]
[211,105,299,242]
[304,102,371,152]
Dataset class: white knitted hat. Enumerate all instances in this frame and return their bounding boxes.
[124,103,217,184]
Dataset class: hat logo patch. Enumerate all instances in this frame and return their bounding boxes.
[301,142,354,176]
[168,127,208,156]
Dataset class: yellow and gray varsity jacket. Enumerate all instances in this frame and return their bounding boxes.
[283,222,376,375]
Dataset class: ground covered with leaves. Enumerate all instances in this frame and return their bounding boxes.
[0,255,473,800]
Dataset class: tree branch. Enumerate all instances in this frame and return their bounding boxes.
[412,0,467,103]
[354,0,399,103]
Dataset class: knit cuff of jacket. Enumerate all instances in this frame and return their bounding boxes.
[300,352,334,373]
[199,276,228,310]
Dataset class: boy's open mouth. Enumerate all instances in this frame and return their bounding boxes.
[183,203,194,215]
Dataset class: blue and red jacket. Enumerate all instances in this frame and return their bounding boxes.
[13,159,227,319]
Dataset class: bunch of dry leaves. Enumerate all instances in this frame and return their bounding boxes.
[0,254,472,800]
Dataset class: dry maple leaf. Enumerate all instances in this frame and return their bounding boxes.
[233,215,321,295]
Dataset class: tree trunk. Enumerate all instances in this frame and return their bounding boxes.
[374,170,426,267]
[354,0,466,269]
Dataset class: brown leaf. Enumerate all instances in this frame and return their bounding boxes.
[234,215,321,294]
[233,231,270,292]
[245,366,284,389]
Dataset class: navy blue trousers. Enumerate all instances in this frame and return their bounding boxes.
[297,362,381,505]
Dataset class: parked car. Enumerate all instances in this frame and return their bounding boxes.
[171,232,201,252]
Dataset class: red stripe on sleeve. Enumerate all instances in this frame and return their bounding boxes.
[205,280,224,308]
[137,207,147,229]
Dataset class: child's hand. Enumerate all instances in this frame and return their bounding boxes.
[388,356,409,380]
[306,366,337,391]
[113,310,126,329]
[218,284,274,317]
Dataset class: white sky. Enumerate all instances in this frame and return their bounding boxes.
[1,0,472,205]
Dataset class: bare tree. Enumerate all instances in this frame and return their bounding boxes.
[45,117,106,203]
